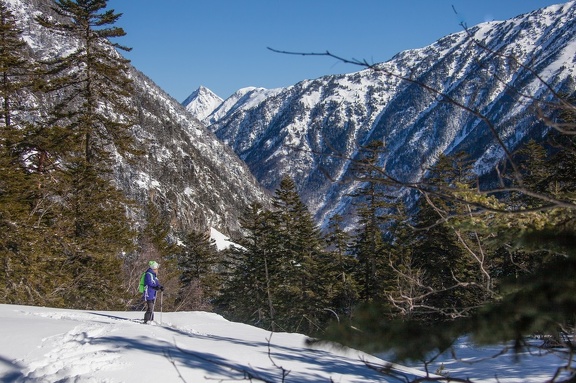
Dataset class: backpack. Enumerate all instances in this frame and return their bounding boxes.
[138,272,150,293]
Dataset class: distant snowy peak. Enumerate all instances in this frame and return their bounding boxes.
[182,86,223,121]
[203,86,284,125]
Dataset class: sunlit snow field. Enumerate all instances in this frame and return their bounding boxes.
[0,304,572,382]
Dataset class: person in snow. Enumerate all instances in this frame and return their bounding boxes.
[143,260,164,324]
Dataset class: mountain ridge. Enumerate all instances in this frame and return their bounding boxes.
[185,1,576,228]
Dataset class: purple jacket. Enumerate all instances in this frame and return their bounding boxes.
[143,268,161,301]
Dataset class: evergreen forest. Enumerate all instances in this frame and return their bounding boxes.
[0,0,575,366]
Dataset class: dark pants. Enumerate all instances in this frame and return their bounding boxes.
[144,299,155,323]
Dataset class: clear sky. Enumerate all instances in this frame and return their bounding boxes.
[105,0,565,102]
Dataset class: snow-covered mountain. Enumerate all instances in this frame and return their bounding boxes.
[8,0,271,237]
[188,86,284,126]
[119,70,270,236]
[195,1,576,228]
[182,85,223,121]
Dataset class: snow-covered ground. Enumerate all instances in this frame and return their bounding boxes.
[0,304,572,382]
[396,336,575,383]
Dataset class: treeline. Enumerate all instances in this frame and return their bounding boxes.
[211,124,576,339]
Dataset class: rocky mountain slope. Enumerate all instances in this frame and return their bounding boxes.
[8,0,270,237]
[187,1,576,228]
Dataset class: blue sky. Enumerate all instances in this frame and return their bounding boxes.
[106,0,564,102]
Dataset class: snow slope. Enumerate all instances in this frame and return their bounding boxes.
[0,304,572,382]
[0,304,424,382]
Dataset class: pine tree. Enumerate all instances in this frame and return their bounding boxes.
[270,176,334,333]
[29,0,140,309]
[50,160,135,309]
[0,2,59,305]
[410,153,488,320]
[0,1,33,128]
[411,194,473,319]
[323,214,359,320]
[218,180,339,335]
[378,201,426,318]
[351,183,391,303]
[175,230,223,311]
[37,0,138,165]
[348,141,395,303]
[217,203,281,330]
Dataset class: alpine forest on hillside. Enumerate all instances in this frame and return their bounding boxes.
[1,0,576,366]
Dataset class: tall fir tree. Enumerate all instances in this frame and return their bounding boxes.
[175,230,223,311]
[323,214,359,320]
[410,153,487,320]
[270,176,335,333]
[31,0,140,308]
[0,2,61,305]
[219,180,340,334]
[217,203,281,330]
[348,141,395,303]
[0,1,34,128]
[50,160,135,309]
[375,199,425,319]
[350,183,391,303]
[37,0,138,165]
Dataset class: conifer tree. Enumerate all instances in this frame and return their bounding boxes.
[270,176,334,333]
[31,0,140,308]
[175,230,223,311]
[351,184,390,303]
[217,203,281,330]
[0,2,59,305]
[409,153,488,320]
[219,180,339,334]
[323,214,359,320]
[0,1,32,128]
[37,0,138,165]
[0,2,27,299]
[381,204,425,318]
[410,194,474,319]
[51,160,135,309]
[348,141,395,303]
